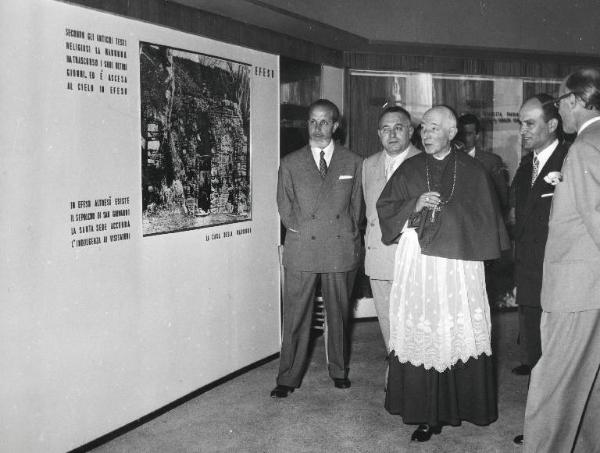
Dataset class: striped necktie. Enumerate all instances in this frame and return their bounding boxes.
[319,150,327,178]
[531,153,540,187]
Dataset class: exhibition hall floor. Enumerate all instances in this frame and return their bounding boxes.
[92,311,527,453]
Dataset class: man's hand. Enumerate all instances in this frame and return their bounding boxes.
[415,191,441,212]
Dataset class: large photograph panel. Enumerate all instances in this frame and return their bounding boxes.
[140,42,251,236]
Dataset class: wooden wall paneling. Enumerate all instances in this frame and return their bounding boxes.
[345,49,600,80]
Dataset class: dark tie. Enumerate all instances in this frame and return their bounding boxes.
[319,150,327,178]
[531,153,540,187]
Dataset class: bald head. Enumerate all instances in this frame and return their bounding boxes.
[426,106,457,127]
[421,106,458,157]
[518,96,559,152]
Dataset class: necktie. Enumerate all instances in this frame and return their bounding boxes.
[319,150,327,178]
[531,153,540,187]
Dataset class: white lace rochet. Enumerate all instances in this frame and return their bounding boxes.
[388,228,492,372]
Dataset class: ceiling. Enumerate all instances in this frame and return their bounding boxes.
[170,0,600,56]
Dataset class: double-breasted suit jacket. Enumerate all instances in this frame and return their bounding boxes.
[278,144,363,273]
[512,142,569,308]
[275,143,362,387]
[362,146,421,280]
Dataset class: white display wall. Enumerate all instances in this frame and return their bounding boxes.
[0,1,281,451]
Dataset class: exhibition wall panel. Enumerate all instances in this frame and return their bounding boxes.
[0,1,280,451]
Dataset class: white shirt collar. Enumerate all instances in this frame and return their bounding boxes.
[533,138,558,171]
[310,140,335,168]
[578,116,600,134]
[467,147,476,158]
[384,146,411,180]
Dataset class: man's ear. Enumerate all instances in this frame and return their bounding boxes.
[448,126,458,141]
[332,122,339,133]
[547,118,559,134]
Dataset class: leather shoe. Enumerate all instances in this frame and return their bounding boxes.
[511,364,531,376]
[513,434,524,445]
[270,385,294,398]
[333,378,351,389]
[411,424,442,442]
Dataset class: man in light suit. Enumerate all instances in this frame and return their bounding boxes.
[511,94,568,446]
[523,68,600,452]
[511,94,569,380]
[362,106,420,351]
[457,114,509,214]
[271,99,363,398]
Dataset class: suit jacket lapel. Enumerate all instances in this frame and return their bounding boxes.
[520,144,567,226]
[376,144,420,188]
[373,151,386,186]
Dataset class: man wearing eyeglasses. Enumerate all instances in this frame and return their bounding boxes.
[510,93,569,446]
[362,106,420,353]
[523,69,600,452]
[272,99,363,398]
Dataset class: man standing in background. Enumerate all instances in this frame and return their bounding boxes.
[362,106,420,352]
[457,113,508,214]
[524,68,600,452]
[272,99,363,398]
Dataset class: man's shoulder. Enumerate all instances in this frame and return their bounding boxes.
[364,151,384,165]
[575,125,600,155]
[476,150,503,165]
[553,141,570,159]
[404,150,425,164]
[335,144,363,163]
[393,151,424,177]
[458,150,489,175]
[282,146,309,165]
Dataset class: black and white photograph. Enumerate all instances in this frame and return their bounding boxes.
[140,42,251,236]
[4,1,600,452]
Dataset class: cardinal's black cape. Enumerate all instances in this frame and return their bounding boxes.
[376,150,509,261]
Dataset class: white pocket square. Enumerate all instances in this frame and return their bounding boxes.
[541,193,553,198]
[339,175,353,180]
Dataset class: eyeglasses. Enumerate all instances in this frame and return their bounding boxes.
[380,124,411,136]
[547,91,576,108]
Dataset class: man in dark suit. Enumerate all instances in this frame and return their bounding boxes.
[523,68,600,453]
[511,94,568,379]
[457,114,509,214]
[271,99,363,398]
[511,94,568,446]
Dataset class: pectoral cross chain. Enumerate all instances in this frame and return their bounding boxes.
[430,204,442,222]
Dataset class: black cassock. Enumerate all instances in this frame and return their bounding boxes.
[376,149,509,428]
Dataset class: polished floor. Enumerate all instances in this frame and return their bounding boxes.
[92,311,527,453]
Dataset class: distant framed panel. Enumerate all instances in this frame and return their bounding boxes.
[140,43,251,236]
